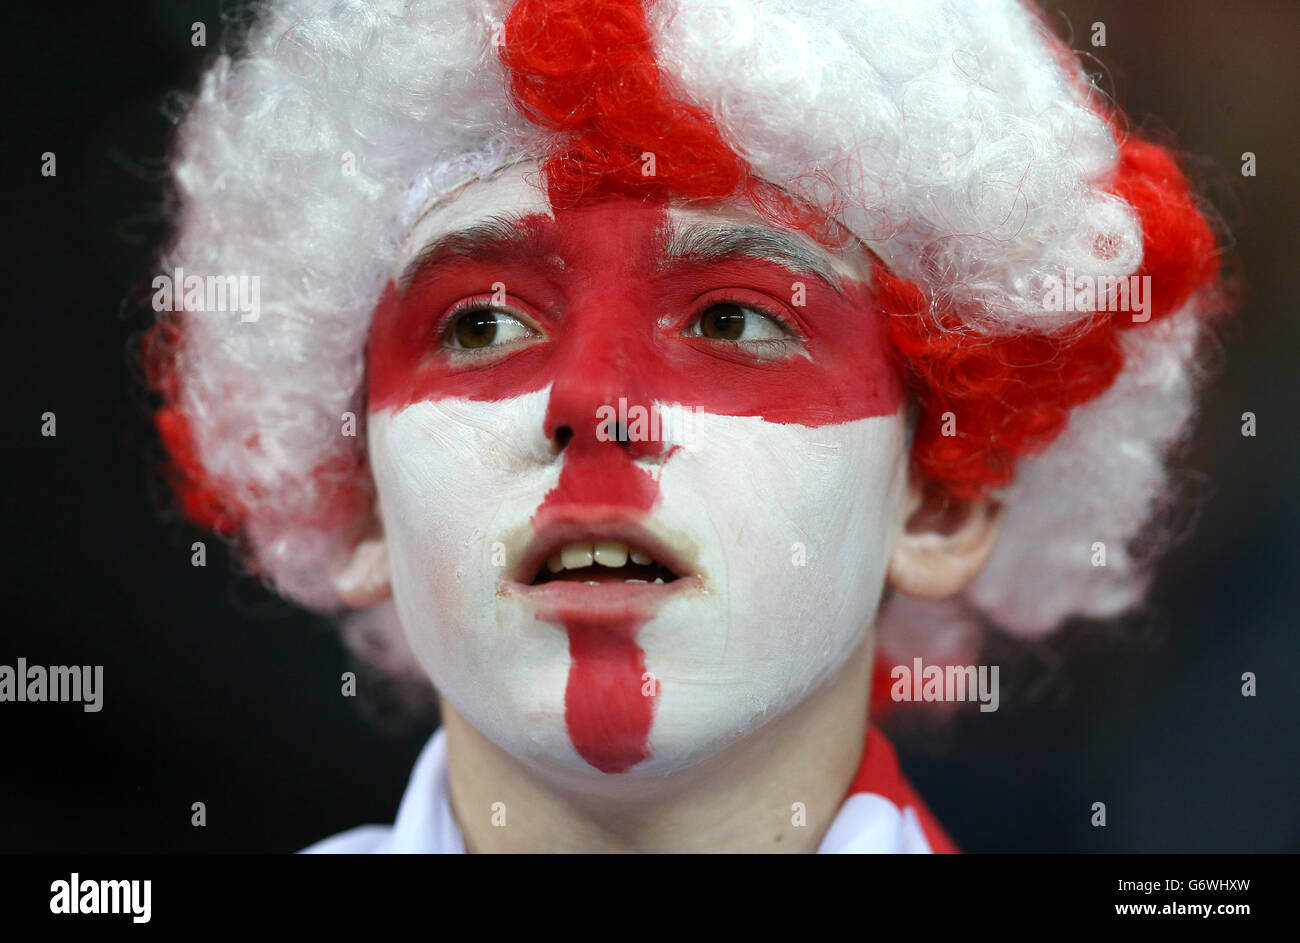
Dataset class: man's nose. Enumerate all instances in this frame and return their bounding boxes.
[542,329,663,460]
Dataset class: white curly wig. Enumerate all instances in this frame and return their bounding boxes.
[146,0,1225,691]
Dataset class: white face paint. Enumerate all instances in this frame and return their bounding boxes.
[367,163,910,780]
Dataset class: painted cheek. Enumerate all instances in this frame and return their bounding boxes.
[633,409,905,768]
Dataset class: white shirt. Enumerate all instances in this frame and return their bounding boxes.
[303,727,947,854]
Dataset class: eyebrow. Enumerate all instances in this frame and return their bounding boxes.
[398,214,544,291]
[662,222,845,292]
[398,214,848,293]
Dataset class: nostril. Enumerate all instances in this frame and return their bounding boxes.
[550,421,636,452]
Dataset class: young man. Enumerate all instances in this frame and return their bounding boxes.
[146,0,1224,852]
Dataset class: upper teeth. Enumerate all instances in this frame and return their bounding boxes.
[547,541,659,574]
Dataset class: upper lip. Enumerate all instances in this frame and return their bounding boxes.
[509,511,699,587]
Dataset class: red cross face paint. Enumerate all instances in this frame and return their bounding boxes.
[366,162,909,778]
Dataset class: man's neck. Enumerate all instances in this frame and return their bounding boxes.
[441,639,873,853]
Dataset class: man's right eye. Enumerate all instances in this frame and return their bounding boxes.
[443,306,535,351]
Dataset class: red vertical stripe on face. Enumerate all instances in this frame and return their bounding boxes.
[531,205,665,769]
[533,446,660,519]
[563,616,656,774]
[528,202,670,520]
[542,388,660,772]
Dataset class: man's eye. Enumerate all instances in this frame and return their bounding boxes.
[445,308,534,350]
[686,302,789,342]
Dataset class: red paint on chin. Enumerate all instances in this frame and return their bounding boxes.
[562,616,656,774]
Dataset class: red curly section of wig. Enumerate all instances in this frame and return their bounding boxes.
[499,0,1221,503]
[883,138,1219,501]
[144,322,243,533]
[145,320,367,541]
[499,0,837,237]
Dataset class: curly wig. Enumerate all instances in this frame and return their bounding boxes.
[146,0,1226,692]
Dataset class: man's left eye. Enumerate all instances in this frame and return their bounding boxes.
[685,302,789,342]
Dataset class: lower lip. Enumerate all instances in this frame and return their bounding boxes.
[502,576,704,621]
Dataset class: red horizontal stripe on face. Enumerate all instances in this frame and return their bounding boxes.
[367,199,904,427]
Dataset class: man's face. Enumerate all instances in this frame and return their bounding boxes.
[366,163,910,778]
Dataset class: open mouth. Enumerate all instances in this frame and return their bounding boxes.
[507,518,702,616]
[530,539,681,586]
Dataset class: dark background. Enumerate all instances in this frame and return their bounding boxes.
[2,1,1296,852]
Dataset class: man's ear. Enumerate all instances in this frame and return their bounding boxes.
[887,479,1005,600]
[331,534,392,608]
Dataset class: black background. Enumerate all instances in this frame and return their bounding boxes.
[2,0,1297,852]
